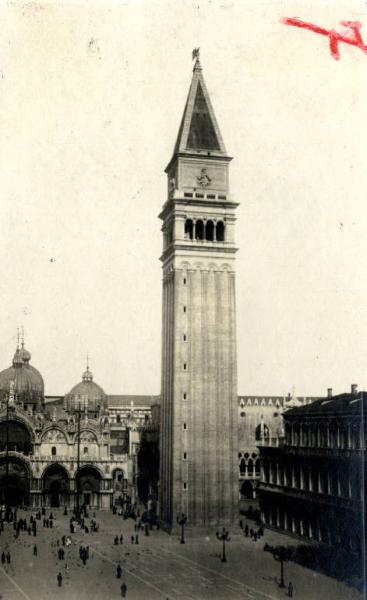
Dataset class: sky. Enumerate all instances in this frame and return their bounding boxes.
[0,0,366,397]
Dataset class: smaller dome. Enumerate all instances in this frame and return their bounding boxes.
[65,363,106,414]
[12,348,23,367]
[82,366,93,382]
[19,345,31,363]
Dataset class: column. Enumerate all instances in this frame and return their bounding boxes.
[308,467,313,492]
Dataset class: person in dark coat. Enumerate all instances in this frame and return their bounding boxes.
[121,583,127,597]
[33,545,38,556]
[57,572,63,587]
[135,533,139,544]
[1,552,5,564]
[116,564,122,578]
[130,535,134,544]
[288,582,293,597]
[244,524,249,537]
[6,552,11,564]
[119,534,123,544]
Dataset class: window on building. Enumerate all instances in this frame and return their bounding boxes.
[183,306,186,313]
[196,220,204,240]
[51,446,56,456]
[183,452,187,460]
[183,423,187,430]
[184,363,187,370]
[183,334,186,341]
[184,219,193,240]
[84,447,88,455]
[183,278,186,285]
[183,482,187,490]
[206,220,214,241]
[216,221,225,242]
[183,393,187,400]
[116,414,121,423]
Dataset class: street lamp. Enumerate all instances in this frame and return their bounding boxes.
[216,527,230,563]
[74,402,81,516]
[274,546,287,588]
[176,512,187,544]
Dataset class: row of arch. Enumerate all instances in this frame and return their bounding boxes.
[0,456,126,508]
[184,219,225,241]
[0,420,101,455]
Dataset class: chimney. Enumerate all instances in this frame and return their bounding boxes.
[327,388,333,399]
[351,384,358,395]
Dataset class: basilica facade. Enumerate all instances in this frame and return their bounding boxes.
[0,341,156,510]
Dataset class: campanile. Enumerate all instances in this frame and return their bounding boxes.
[159,54,238,530]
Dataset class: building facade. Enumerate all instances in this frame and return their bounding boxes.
[159,55,239,530]
[238,393,318,498]
[257,386,366,558]
[0,341,157,510]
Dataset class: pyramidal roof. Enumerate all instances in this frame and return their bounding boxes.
[172,58,227,158]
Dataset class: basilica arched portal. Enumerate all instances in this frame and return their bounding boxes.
[42,464,70,508]
[0,455,30,506]
[75,465,102,509]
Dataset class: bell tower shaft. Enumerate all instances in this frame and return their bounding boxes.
[159,57,239,530]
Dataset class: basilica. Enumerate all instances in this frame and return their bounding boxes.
[0,338,157,510]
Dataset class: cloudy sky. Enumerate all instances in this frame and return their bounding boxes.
[0,0,366,396]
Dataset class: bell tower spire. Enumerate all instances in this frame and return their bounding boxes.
[159,56,239,531]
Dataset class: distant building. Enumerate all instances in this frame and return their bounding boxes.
[257,386,365,557]
[238,393,318,498]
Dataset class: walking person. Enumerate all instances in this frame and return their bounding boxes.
[288,582,293,598]
[6,552,11,564]
[33,545,38,556]
[116,564,122,578]
[120,582,127,597]
[57,572,63,587]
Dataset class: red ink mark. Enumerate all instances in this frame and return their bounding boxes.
[281,17,367,60]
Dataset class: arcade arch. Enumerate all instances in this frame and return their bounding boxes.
[42,464,70,508]
[0,419,32,455]
[75,465,102,509]
[0,455,31,506]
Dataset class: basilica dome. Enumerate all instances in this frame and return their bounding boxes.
[64,366,107,414]
[0,343,44,406]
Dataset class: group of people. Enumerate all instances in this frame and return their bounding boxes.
[240,519,264,542]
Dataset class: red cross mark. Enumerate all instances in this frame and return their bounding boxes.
[281,17,367,60]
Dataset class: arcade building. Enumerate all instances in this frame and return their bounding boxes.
[0,340,157,510]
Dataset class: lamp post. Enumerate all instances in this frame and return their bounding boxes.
[216,527,230,562]
[5,385,9,518]
[274,546,287,588]
[176,512,187,544]
[74,402,81,516]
